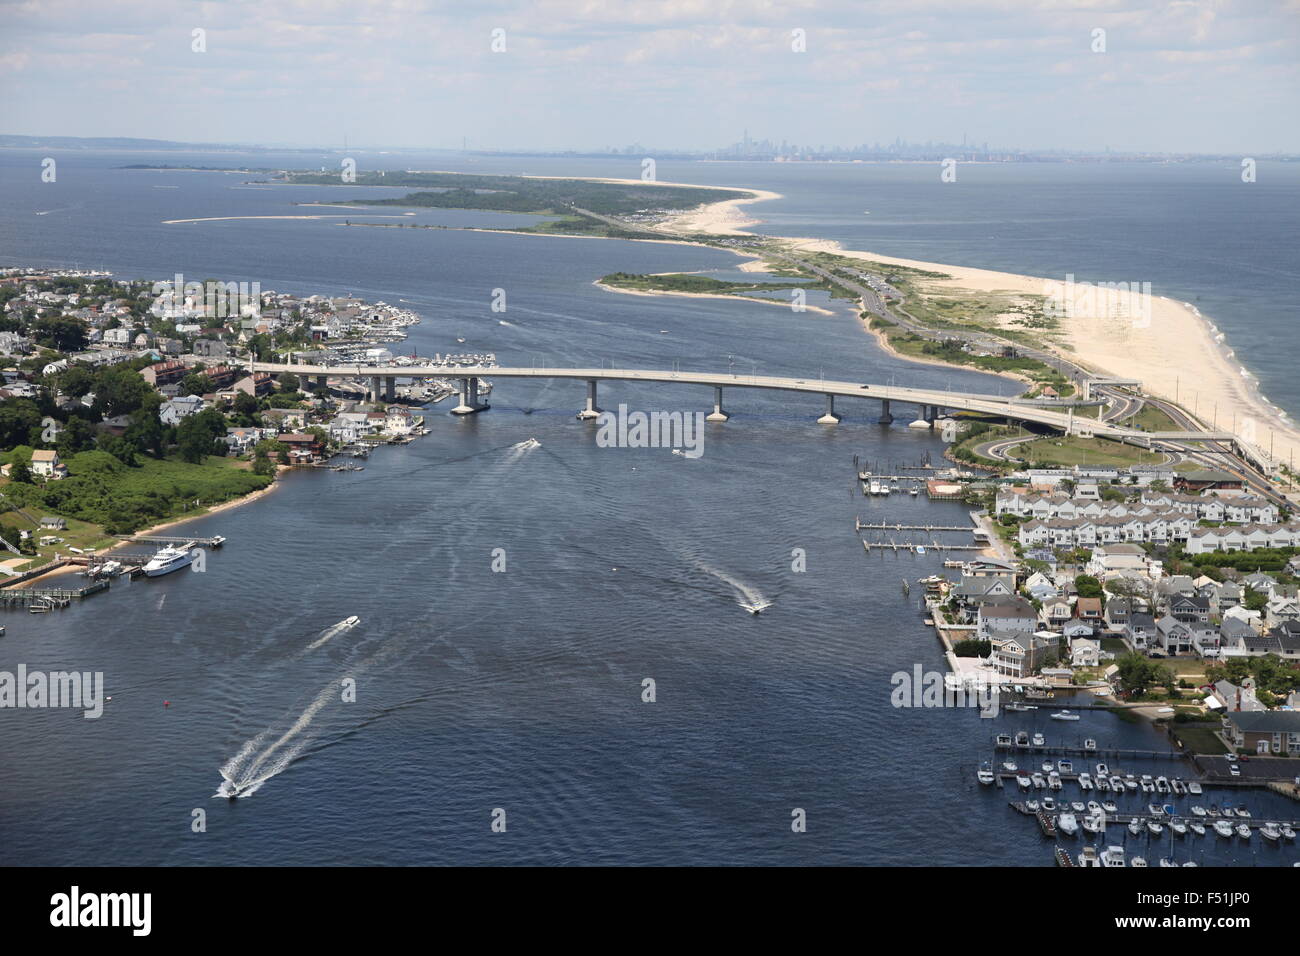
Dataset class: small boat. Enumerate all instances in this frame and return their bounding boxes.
[915,546,926,555]
[1055,846,1075,866]
[1095,776,1109,792]
[1148,804,1164,817]
[1189,821,1206,836]
[1083,813,1104,835]
[1004,702,1036,712]
[1171,779,1187,795]
[1158,857,1178,868]
[1048,772,1063,791]
[1095,763,1109,777]
[1183,861,1198,867]
[1139,775,1155,793]
[1170,819,1187,836]
[343,615,360,627]
[1187,781,1203,795]
[1050,710,1080,721]
[1002,760,1018,772]
[1042,795,1057,811]
[1260,822,1282,842]
[1208,805,1221,817]
[1016,774,1032,789]
[1083,738,1097,751]
[1101,800,1118,814]
[1163,804,1176,818]
[1100,846,1126,867]
[1014,731,1030,747]
[1078,845,1101,867]
[1057,812,1078,836]
[1114,776,1129,792]
[1281,825,1296,841]
[1031,772,1047,789]
[1235,823,1251,839]
[1235,805,1251,818]
[1087,801,1102,816]
[996,734,1014,747]
[1221,805,1236,817]
[1130,856,1148,868]
[977,763,995,785]
[1058,759,1073,773]
[1155,776,1170,793]
[1042,760,1054,773]
[1147,820,1164,836]
[1078,772,1093,790]
[1213,820,1234,838]
[1128,818,1142,836]
[1191,806,1207,817]
[1071,801,1086,812]
[1031,733,1045,747]
[1026,799,1040,812]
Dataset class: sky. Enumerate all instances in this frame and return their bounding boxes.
[1,0,1299,154]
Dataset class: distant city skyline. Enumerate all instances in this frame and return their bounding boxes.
[2,1,1299,153]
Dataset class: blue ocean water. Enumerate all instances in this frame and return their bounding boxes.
[0,149,1296,866]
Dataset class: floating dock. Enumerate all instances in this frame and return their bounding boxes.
[120,534,225,548]
[0,579,110,608]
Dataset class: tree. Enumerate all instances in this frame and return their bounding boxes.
[251,450,277,477]
[175,408,228,463]
[124,402,165,458]
[277,372,300,393]
[1115,652,1175,698]
[97,435,138,467]
[1243,587,1268,612]
[56,416,97,457]
[1075,574,1104,599]
[9,457,32,484]
[94,366,152,417]
[56,365,96,398]
[180,373,213,398]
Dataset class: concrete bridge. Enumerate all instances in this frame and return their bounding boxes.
[252,361,1240,447]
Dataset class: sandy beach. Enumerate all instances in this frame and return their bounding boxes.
[658,190,1300,472]
[592,280,834,316]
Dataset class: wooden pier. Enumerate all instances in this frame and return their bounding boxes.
[994,737,1191,761]
[855,518,973,532]
[1010,801,1300,832]
[0,579,110,607]
[863,539,985,553]
[119,534,225,548]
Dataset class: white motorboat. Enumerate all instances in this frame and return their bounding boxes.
[1281,825,1296,841]
[1213,820,1234,838]
[343,615,360,627]
[1114,776,1129,792]
[1058,759,1074,773]
[1124,775,1138,791]
[1139,775,1155,793]
[1236,823,1251,839]
[1002,760,1018,772]
[1083,813,1104,835]
[1057,812,1079,836]
[1128,818,1143,836]
[997,734,1015,748]
[1083,738,1097,751]
[1100,846,1126,867]
[1042,796,1056,812]
[1048,772,1063,791]
[1078,772,1093,790]
[1147,804,1164,817]
[1155,776,1170,793]
[1171,779,1187,795]
[1016,774,1032,789]
[1031,772,1046,789]
[1260,822,1282,842]
[1078,846,1101,867]
[1158,857,1177,868]
[1191,805,1207,817]
[1042,760,1054,773]
[1050,710,1080,721]
[977,763,995,785]
[1071,801,1086,812]
[1187,780,1202,794]
[1101,800,1118,814]
[1147,820,1164,836]
[1189,821,1206,836]
[1095,775,1109,792]
[1086,801,1102,816]
[1170,819,1188,836]
[1014,731,1030,747]
[1031,733,1045,746]
[1235,805,1251,818]
[143,543,194,577]
[1130,856,1148,868]
[1095,763,1109,777]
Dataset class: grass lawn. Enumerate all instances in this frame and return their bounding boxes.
[1005,435,1164,468]
[1171,724,1229,755]
[1122,402,1180,433]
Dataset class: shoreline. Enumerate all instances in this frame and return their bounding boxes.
[656,191,1300,472]
[591,280,835,316]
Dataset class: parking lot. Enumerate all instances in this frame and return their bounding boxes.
[1196,754,1300,782]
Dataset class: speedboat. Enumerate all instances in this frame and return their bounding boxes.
[1026,799,1040,812]
[1158,857,1178,867]
[143,543,194,577]
[1187,781,1203,795]
[1236,823,1251,839]
[1031,772,1046,789]
[1048,772,1063,791]
[1147,804,1164,817]
[1100,846,1126,867]
[1016,773,1032,789]
[1147,820,1164,836]
[1191,805,1207,817]
[1002,760,1018,772]
[1139,775,1155,793]
[1014,731,1029,747]
[977,762,995,785]
[1130,856,1148,868]
[1042,760,1054,773]
[1101,800,1118,814]
[1213,820,1234,838]
[1183,861,1198,867]
[1071,801,1086,812]
[1115,776,1129,792]
[1171,779,1187,795]
[1281,825,1296,841]
[1261,822,1282,842]
[1058,813,1079,836]
[1221,805,1236,817]
[1078,846,1101,867]
[1050,710,1079,721]
[1170,819,1188,836]
[1058,759,1073,773]
[1078,772,1093,790]
[217,779,241,801]
[1189,821,1206,836]
[997,734,1014,748]
[1083,738,1097,751]
[1208,805,1221,817]
[1087,801,1102,816]
[1155,776,1170,793]
[1083,813,1104,835]
[1123,775,1138,791]
[1095,775,1109,792]
[1032,732,1045,747]
[1128,818,1142,836]
[343,615,360,627]
[1095,763,1109,777]
[1042,796,1056,811]
[1235,805,1251,818]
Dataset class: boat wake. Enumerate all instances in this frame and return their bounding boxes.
[694,561,772,614]
[305,615,360,651]
[216,679,338,799]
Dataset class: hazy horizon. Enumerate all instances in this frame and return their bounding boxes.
[2,0,1298,154]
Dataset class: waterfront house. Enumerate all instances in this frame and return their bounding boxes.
[977,599,1038,641]
[1222,711,1300,755]
[1211,679,1265,713]
[1124,613,1157,651]
[989,630,1060,678]
[1070,637,1101,668]
[1154,615,1194,656]
[30,448,65,479]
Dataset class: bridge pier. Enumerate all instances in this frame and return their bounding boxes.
[877,399,894,425]
[922,404,937,428]
[315,375,328,392]
[706,386,729,422]
[451,377,490,415]
[576,379,603,420]
[367,376,382,403]
[817,394,841,425]
[384,376,396,402]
